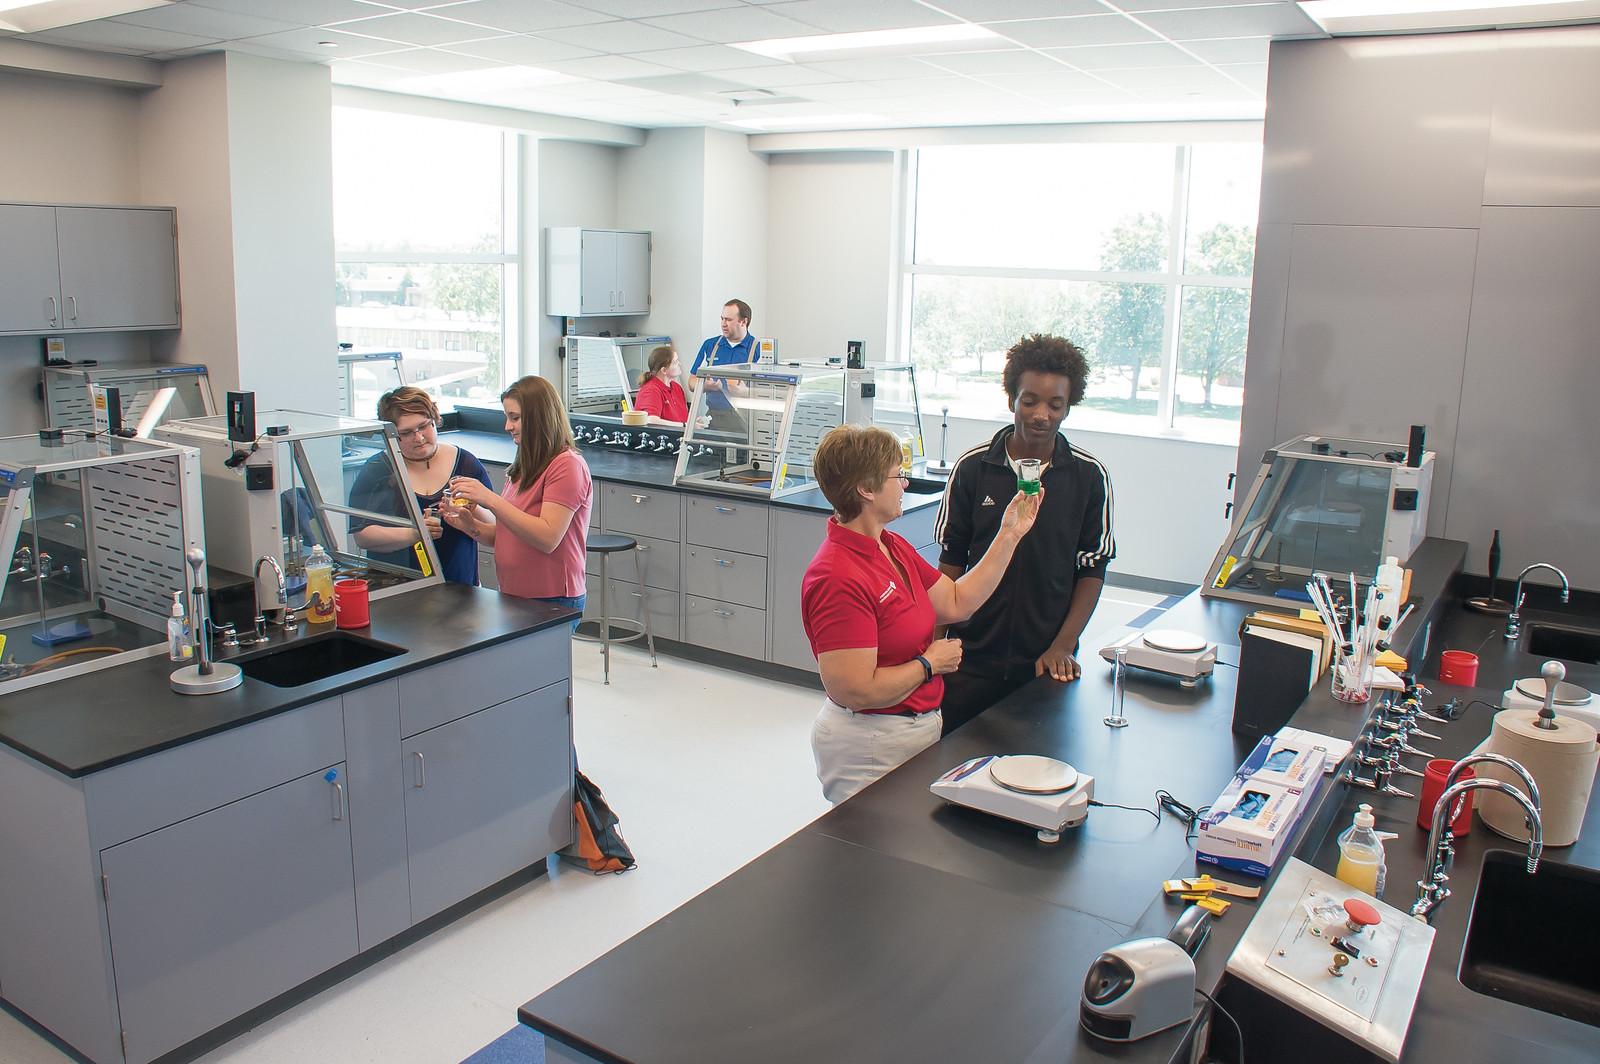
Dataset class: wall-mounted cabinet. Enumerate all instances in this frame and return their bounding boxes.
[546,227,650,316]
[0,203,180,335]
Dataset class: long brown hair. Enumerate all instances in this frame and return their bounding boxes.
[501,375,576,489]
[637,345,676,390]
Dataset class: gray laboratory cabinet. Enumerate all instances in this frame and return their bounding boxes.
[0,203,180,335]
[0,625,572,1064]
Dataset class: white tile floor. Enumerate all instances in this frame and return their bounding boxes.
[0,587,1169,1064]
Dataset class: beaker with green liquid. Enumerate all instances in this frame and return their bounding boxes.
[1017,457,1042,495]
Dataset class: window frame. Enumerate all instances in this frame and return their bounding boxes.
[895,137,1258,442]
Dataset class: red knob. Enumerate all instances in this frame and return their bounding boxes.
[1344,898,1381,927]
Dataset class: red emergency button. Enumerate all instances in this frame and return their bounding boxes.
[1344,898,1381,929]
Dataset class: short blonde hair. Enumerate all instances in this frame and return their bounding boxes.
[813,425,901,522]
[377,385,439,426]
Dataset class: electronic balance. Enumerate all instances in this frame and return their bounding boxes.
[1099,629,1218,687]
[930,755,1095,843]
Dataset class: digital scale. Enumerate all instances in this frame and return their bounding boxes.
[1099,628,1218,687]
[930,755,1095,843]
[1501,674,1599,731]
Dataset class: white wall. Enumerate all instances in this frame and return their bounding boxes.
[138,53,239,393]
[535,138,620,380]
[699,129,767,348]
[0,70,151,431]
[1240,25,1600,589]
[765,151,894,362]
[223,53,336,410]
[617,127,704,361]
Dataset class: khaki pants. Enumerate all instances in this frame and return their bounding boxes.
[810,699,942,805]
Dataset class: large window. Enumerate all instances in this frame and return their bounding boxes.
[333,108,519,414]
[904,140,1260,444]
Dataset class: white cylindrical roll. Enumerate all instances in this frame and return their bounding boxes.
[1478,709,1600,848]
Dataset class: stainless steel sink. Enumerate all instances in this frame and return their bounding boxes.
[235,632,405,688]
[1458,850,1600,1027]
[1522,624,1600,666]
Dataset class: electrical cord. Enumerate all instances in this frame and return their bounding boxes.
[1195,987,1245,1064]
[1087,790,1206,842]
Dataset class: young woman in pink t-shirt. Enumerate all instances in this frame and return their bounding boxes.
[445,376,590,625]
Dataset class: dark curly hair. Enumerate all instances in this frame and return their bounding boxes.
[1002,333,1090,406]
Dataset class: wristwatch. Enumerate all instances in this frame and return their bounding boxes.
[914,655,933,684]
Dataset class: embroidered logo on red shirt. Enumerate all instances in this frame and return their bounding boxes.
[878,580,897,603]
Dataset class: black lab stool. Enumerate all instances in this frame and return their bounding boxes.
[575,533,658,685]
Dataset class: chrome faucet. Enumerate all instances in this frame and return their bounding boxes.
[1444,753,1542,813]
[1505,563,1570,640]
[1412,775,1542,922]
[253,554,290,635]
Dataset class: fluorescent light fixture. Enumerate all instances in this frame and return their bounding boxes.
[731,24,1000,61]
[0,0,170,34]
[1298,0,1600,32]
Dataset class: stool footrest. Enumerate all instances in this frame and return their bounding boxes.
[575,619,650,647]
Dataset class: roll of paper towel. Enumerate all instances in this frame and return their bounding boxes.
[1478,709,1599,847]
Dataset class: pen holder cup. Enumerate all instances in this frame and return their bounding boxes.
[1331,648,1373,704]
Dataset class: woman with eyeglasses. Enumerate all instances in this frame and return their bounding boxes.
[350,385,493,585]
[801,425,1040,804]
[444,376,590,626]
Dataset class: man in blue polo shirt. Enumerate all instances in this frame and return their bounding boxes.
[687,298,758,394]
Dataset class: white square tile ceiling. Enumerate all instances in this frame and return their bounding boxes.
[19,0,1596,132]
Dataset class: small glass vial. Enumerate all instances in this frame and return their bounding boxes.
[1104,647,1130,728]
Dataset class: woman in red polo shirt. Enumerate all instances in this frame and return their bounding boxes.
[801,425,1040,803]
[633,345,689,425]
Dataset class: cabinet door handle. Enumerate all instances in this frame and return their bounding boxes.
[45,295,58,325]
[713,557,734,567]
[635,543,650,551]
[331,781,345,821]
[713,608,734,618]
[412,750,425,788]
[618,289,624,306]
[1224,501,1234,519]
[714,505,736,514]
[631,493,649,504]
[630,591,645,599]
[67,295,79,321]
[1226,472,1236,490]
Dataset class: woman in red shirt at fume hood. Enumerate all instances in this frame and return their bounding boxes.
[633,345,689,425]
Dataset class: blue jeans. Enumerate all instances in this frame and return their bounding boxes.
[536,594,585,631]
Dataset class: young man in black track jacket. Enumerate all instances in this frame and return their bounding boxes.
[933,334,1115,734]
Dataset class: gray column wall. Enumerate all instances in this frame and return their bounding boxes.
[1238,26,1600,589]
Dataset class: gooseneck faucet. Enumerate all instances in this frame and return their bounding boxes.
[1444,753,1541,812]
[1413,775,1542,922]
[1505,563,1570,640]
[253,554,289,634]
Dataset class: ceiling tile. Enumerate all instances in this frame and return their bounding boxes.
[230,27,418,59]
[537,52,684,79]
[708,63,846,87]
[614,71,745,94]
[1096,63,1248,95]
[801,75,968,100]
[187,0,383,26]
[803,54,961,80]
[533,78,662,99]
[637,44,785,72]
[1181,35,1270,64]
[415,0,614,33]
[1216,61,1267,92]
[352,46,504,73]
[1131,4,1323,40]
[1110,0,1283,10]
[440,34,599,64]
[110,5,302,40]
[932,0,1104,19]
[22,22,220,54]
[639,6,820,44]
[557,0,742,16]
[987,14,1162,48]
[978,69,1115,94]
[765,0,961,34]
[917,47,1069,75]
[331,11,512,46]
[1044,41,1198,70]
[329,58,417,85]
[534,19,705,53]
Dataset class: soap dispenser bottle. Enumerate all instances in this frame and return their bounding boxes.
[305,544,335,625]
[1336,804,1398,897]
[167,590,193,661]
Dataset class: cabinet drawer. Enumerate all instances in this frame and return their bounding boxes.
[684,596,766,659]
[601,481,681,541]
[85,698,345,849]
[584,577,680,642]
[586,532,678,590]
[685,495,769,554]
[684,546,767,609]
[477,546,497,590]
[102,764,357,1064]
[399,629,567,738]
